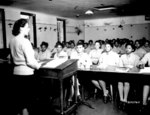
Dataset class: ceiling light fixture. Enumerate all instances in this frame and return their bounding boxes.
[85,10,94,15]
[93,6,116,11]
[98,7,116,11]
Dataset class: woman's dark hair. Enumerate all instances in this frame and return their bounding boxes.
[40,41,49,48]
[55,41,64,48]
[77,41,84,47]
[70,40,75,47]
[125,42,135,51]
[77,39,84,45]
[105,40,113,48]
[95,40,101,48]
[12,18,28,36]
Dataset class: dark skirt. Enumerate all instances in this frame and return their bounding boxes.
[10,74,37,115]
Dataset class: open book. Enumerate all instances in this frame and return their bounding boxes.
[115,67,130,72]
[40,58,67,68]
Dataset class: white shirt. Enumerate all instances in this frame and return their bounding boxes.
[134,48,147,59]
[120,53,140,68]
[98,51,122,69]
[140,52,150,66]
[70,51,92,69]
[89,49,103,64]
[38,49,51,60]
[54,50,68,60]
[10,36,41,75]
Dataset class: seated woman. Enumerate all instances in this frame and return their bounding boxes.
[89,40,103,65]
[68,41,92,105]
[134,39,147,59]
[138,52,150,109]
[118,42,140,110]
[37,41,51,60]
[97,40,122,103]
[53,41,68,60]
[89,40,103,94]
[66,40,76,59]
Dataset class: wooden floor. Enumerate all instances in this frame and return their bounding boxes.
[76,99,126,115]
[4,97,150,115]
[72,98,150,115]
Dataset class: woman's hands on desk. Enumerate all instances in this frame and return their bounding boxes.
[40,62,47,67]
[39,61,48,68]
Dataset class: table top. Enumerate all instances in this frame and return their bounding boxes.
[78,65,150,75]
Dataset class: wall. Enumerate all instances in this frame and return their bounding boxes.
[66,19,84,44]
[84,16,150,42]
[1,6,150,48]
[35,12,57,50]
[0,6,85,50]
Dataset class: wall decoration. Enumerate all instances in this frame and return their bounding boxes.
[75,26,82,35]
[38,27,42,32]
[44,27,47,31]
[8,23,13,28]
[118,18,125,30]
[118,25,123,30]
[53,28,57,31]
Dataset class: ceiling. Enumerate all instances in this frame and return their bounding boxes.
[0,0,150,20]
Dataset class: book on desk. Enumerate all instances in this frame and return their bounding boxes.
[36,59,78,79]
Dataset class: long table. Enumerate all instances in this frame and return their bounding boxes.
[77,66,150,82]
[77,66,150,105]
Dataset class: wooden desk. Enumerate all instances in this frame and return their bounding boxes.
[36,59,78,115]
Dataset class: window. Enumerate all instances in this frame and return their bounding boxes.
[20,12,37,47]
[57,18,66,42]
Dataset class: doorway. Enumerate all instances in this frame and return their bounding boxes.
[0,9,6,49]
[20,12,37,47]
[57,18,66,43]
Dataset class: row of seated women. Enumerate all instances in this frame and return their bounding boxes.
[35,37,150,112]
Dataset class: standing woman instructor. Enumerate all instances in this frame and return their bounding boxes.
[9,19,42,115]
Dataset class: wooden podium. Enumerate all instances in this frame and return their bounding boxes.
[36,59,78,115]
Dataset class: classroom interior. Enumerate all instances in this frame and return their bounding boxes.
[0,0,150,115]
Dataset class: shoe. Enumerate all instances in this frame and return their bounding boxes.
[118,101,127,111]
[77,95,82,101]
[103,96,108,104]
[67,100,72,108]
[139,104,147,113]
[118,101,123,110]
[122,102,127,111]
[107,93,112,102]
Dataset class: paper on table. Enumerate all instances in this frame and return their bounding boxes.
[115,67,130,72]
[139,67,150,73]
[42,58,67,68]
